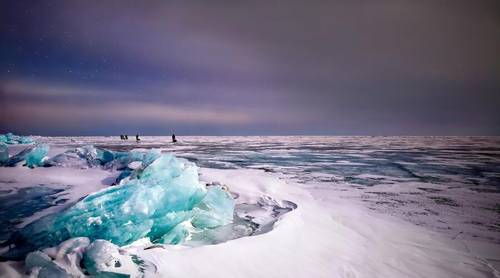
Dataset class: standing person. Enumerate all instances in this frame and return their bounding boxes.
[172,133,177,143]
[136,133,140,142]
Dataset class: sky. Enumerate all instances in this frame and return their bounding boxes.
[1,0,499,136]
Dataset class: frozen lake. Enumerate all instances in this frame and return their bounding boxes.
[1,136,499,277]
[36,135,500,243]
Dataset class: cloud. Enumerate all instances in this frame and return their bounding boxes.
[0,100,254,125]
[1,78,120,98]
[0,80,256,123]
[1,0,499,135]
[0,78,262,129]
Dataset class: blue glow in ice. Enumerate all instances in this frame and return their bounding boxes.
[11,152,234,251]
[25,145,49,168]
[192,186,235,229]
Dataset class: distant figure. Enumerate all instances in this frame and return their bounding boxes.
[120,135,124,140]
[125,135,128,140]
[136,133,140,142]
[172,133,177,143]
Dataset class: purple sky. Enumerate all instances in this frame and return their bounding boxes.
[1,0,499,135]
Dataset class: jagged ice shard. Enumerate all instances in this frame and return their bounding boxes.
[9,153,235,255]
[46,145,161,171]
[25,145,49,168]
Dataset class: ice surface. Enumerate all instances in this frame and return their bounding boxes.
[5,153,235,258]
[40,135,499,244]
[1,136,499,277]
[0,186,67,242]
[0,133,34,145]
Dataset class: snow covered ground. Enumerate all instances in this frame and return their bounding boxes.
[0,136,499,277]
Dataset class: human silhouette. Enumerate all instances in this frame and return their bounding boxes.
[136,133,140,142]
[172,133,177,143]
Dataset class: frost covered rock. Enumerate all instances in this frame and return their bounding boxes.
[25,144,49,168]
[7,153,235,255]
[0,132,34,145]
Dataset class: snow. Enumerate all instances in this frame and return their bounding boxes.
[82,239,143,277]
[136,168,499,278]
[12,238,146,277]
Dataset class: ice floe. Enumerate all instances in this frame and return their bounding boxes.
[0,146,297,277]
[3,153,235,258]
